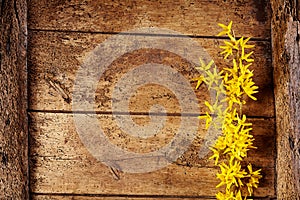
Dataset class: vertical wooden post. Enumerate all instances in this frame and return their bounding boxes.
[271,0,300,199]
[0,0,28,199]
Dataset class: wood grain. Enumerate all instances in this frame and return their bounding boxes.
[32,194,276,200]
[30,158,274,197]
[31,195,214,200]
[271,0,300,199]
[28,31,274,117]
[27,0,271,39]
[29,112,275,196]
[27,1,275,198]
[31,195,276,200]
[0,0,29,199]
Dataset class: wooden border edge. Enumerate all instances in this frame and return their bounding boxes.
[271,0,300,199]
[0,0,29,199]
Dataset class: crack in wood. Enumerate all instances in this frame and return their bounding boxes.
[6,24,12,55]
[0,0,4,16]
[13,0,20,29]
[0,151,8,166]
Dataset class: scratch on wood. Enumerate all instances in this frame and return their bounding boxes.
[109,166,121,180]
[46,78,71,104]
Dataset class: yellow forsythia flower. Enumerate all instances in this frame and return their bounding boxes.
[193,21,262,199]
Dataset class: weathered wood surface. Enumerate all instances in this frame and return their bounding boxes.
[271,0,300,199]
[28,31,274,117]
[29,113,275,168]
[0,0,28,199]
[27,0,271,39]
[30,159,274,197]
[29,113,275,197]
[31,194,276,200]
[27,0,275,198]
[32,195,213,200]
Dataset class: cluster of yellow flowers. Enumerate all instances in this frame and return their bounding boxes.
[194,21,262,199]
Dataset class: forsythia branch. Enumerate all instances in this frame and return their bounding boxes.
[193,21,262,200]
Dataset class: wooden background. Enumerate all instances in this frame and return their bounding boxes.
[27,0,276,199]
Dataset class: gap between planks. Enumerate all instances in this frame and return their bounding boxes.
[27,109,275,119]
[28,28,271,42]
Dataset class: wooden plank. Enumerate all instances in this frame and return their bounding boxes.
[31,195,278,200]
[27,0,271,39]
[30,158,274,197]
[31,195,275,200]
[32,194,276,200]
[29,112,275,196]
[28,31,274,117]
[0,0,29,199]
[31,195,213,200]
[271,0,300,199]
[29,113,275,168]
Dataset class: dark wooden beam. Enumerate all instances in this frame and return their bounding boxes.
[271,0,300,199]
[0,0,28,199]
